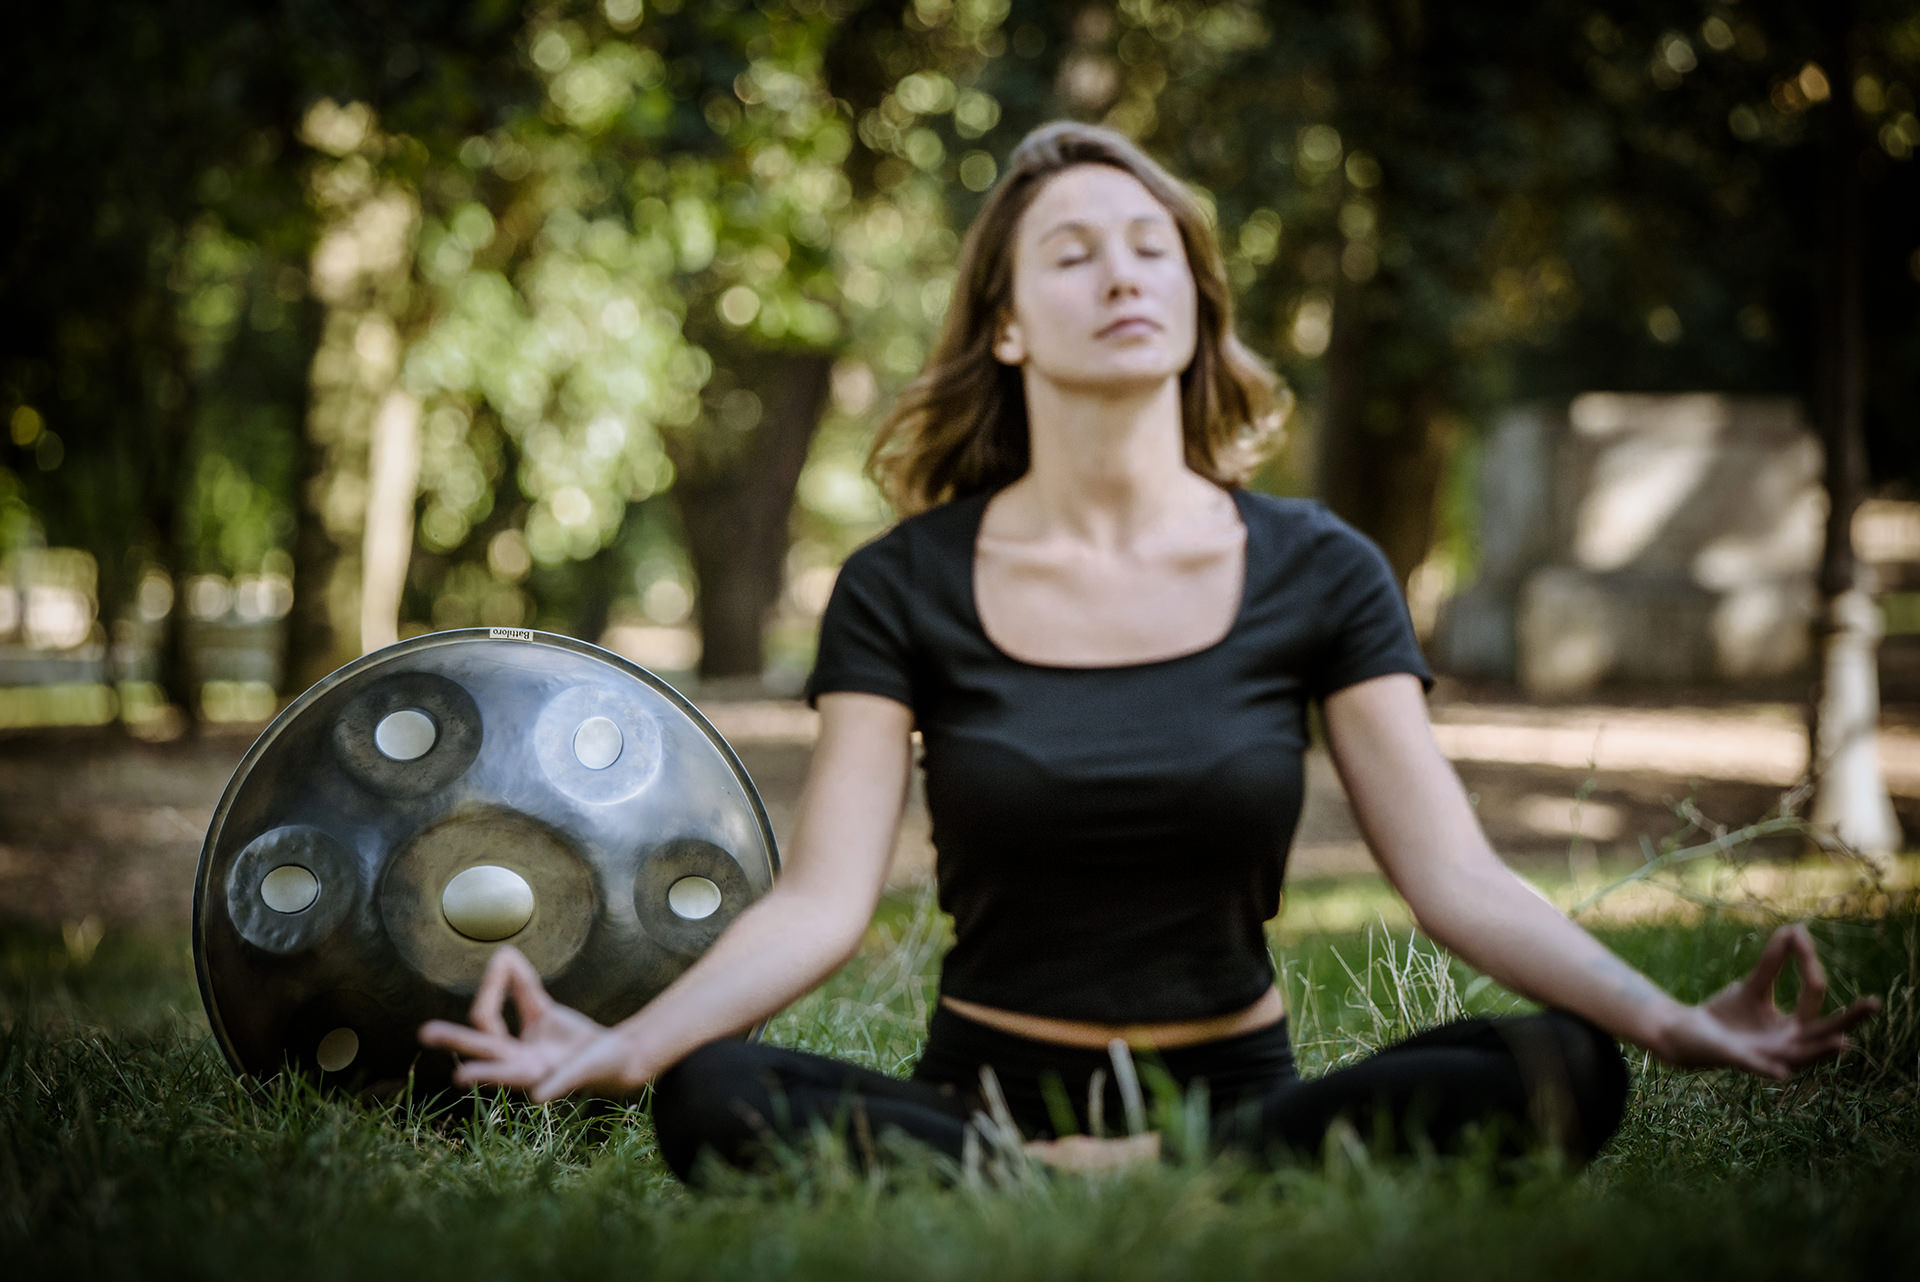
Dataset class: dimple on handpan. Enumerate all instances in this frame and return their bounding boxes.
[192,628,779,1097]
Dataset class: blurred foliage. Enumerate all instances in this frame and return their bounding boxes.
[2,0,1917,708]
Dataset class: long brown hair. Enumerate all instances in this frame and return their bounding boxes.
[868,120,1288,516]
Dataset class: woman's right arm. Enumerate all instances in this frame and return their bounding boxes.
[418,690,914,1100]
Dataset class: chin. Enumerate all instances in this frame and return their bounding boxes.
[1070,374,1182,401]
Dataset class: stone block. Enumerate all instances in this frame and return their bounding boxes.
[1442,394,1823,695]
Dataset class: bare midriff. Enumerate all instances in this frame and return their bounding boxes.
[941,985,1286,1051]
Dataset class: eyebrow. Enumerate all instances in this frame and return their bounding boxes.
[1037,215,1174,244]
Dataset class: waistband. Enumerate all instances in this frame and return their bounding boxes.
[910,1003,1296,1139]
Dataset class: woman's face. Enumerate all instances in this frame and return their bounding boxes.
[993,164,1199,394]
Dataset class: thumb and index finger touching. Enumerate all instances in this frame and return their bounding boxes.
[1743,922,1881,1030]
[417,945,554,1054]
[467,944,553,1036]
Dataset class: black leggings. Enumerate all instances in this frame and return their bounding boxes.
[650,1005,1630,1183]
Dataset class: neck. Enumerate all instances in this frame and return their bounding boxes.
[1014,373,1211,545]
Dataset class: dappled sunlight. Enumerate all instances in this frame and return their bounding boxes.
[1431,704,1919,791]
[1275,851,1920,947]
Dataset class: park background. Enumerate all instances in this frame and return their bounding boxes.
[5,1,1920,1277]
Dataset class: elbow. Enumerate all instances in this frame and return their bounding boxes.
[1410,906,1463,955]
[1388,875,1468,951]
[760,881,874,969]
[1398,871,1513,956]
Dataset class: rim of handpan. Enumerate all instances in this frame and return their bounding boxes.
[191,627,781,1078]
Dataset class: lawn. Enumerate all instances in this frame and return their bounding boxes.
[4,859,1917,1281]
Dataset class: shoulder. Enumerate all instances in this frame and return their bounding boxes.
[1234,490,1377,560]
[1234,488,1325,530]
[840,494,974,567]
[830,491,982,597]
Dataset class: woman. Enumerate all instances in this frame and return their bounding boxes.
[420,122,1878,1181]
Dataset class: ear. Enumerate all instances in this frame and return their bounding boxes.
[992,317,1026,365]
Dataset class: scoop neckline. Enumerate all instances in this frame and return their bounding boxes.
[963,485,1255,673]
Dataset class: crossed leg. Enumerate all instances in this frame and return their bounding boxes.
[649,1011,1629,1183]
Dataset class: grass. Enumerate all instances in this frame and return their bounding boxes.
[3,863,1918,1281]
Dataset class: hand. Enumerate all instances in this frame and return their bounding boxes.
[418,945,650,1102]
[1657,923,1881,1079]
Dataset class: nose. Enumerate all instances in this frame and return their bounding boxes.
[1102,254,1144,300]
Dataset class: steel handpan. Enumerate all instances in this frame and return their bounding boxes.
[193,627,779,1095]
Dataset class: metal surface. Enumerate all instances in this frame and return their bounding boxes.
[192,628,779,1096]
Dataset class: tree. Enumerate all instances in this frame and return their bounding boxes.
[397,0,979,677]
[1809,0,1903,857]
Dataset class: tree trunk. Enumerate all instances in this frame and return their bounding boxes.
[287,170,419,684]
[1314,282,1449,585]
[145,332,201,734]
[1808,0,1901,859]
[569,537,623,647]
[284,423,345,693]
[358,387,422,654]
[671,350,834,680]
[90,543,131,738]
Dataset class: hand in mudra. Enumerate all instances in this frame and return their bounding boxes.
[1662,923,1881,1079]
[419,945,645,1103]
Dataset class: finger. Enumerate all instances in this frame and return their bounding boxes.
[468,946,525,1036]
[532,1037,636,1103]
[530,1049,606,1103]
[418,1019,516,1060]
[530,1067,582,1104]
[501,950,556,1025]
[1730,1046,1791,1081]
[470,946,550,1035]
[1779,1034,1852,1071]
[454,1058,549,1091]
[1803,995,1881,1040]
[1699,1028,1788,1080]
[1787,925,1828,1023]
[1740,926,1796,1005]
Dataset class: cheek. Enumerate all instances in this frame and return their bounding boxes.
[1169,263,1199,316]
[1026,274,1084,319]
[1165,273,1200,338]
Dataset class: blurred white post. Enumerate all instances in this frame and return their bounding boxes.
[359,388,421,654]
[1810,582,1902,860]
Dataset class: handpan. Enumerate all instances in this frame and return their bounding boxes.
[192,627,778,1095]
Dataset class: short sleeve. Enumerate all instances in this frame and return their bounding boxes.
[803,529,917,711]
[1308,510,1435,701]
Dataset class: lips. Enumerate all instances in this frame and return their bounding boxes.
[1097,317,1161,338]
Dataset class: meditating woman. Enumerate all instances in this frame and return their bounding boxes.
[420,121,1878,1180]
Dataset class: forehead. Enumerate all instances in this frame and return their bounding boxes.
[1022,164,1176,241]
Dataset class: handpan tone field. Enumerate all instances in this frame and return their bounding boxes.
[192,628,779,1096]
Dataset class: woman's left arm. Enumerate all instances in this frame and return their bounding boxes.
[1322,674,1879,1078]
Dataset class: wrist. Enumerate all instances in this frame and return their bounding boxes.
[607,1021,666,1090]
[1636,999,1700,1064]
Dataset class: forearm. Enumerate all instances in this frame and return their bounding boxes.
[604,883,867,1081]
[422,694,914,1101]
[604,691,913,1081]
[1325,681,1877,1081]
[1323,677,1692,1057]
[1417,863,1690,1056]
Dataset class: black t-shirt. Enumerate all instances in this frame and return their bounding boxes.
[804,485,1433,1024]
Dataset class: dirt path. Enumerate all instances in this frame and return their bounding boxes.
[3,689,1915,933]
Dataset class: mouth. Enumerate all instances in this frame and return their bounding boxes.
[1097,317,1161,338]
